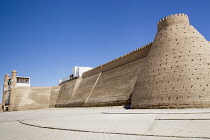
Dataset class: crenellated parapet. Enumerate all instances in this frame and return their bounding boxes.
[103,42,152,65]
[83,42,152,78]
[118,42,152,58]
[157,13,189,31]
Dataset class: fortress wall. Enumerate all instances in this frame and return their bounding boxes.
[82,66,101,78]
[55,79,77,107]
[13,87,31,111]
[49,86,60,108]
[157,13,189,31]
[14,87,52,111]
[58,73,100,107]
[101,44,151,72]
[6,13,210,111]
[55,43,151,107]
[85,57,146,106]
[132,14,210,109]
[82,44,151,77]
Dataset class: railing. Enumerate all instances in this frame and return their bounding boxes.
[58,77,70,84]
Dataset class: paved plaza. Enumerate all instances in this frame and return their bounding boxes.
[1,106,210,140]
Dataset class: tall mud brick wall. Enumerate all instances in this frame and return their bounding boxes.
[49,86,61,108]
[132,14,210,109]
[5,13,210,110]
[55,44,151,107]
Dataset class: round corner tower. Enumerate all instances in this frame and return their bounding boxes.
[132,13,210,109]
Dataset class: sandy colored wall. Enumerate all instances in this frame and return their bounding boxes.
[49,86,60,108]
[56,73,100,107]
[132,14,210,109]
[14,87,52,111]
[85,58,146,106]
[10,13,210,110]
[56,79,78,107]
[83,43,151,78]
[55,43,151,107]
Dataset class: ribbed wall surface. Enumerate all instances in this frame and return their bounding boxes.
[49,86,61,108]
[66,73,100,107]
[132,14,210,108]
[55,58,148,107]
[54,44,151,107]
[85,58,146,107]
[55,79,77,107]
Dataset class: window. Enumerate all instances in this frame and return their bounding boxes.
[17,78,29,84]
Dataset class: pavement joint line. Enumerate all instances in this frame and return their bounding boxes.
[18,120,210,139]
[156,119,210,120]
[101,112,210,114]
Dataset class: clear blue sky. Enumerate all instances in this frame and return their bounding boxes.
[1,0,210,101]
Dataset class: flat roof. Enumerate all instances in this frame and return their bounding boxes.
[17,76,30,79]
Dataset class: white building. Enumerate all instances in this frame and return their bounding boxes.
[16,76,30,87]
[72,66,93,77]
[59,66,93,84]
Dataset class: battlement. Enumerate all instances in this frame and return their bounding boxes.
[103,42,152,65]
[82,42,152,78]
[157,13,190,31]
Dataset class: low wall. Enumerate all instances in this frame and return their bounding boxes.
[14,87,52,111]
